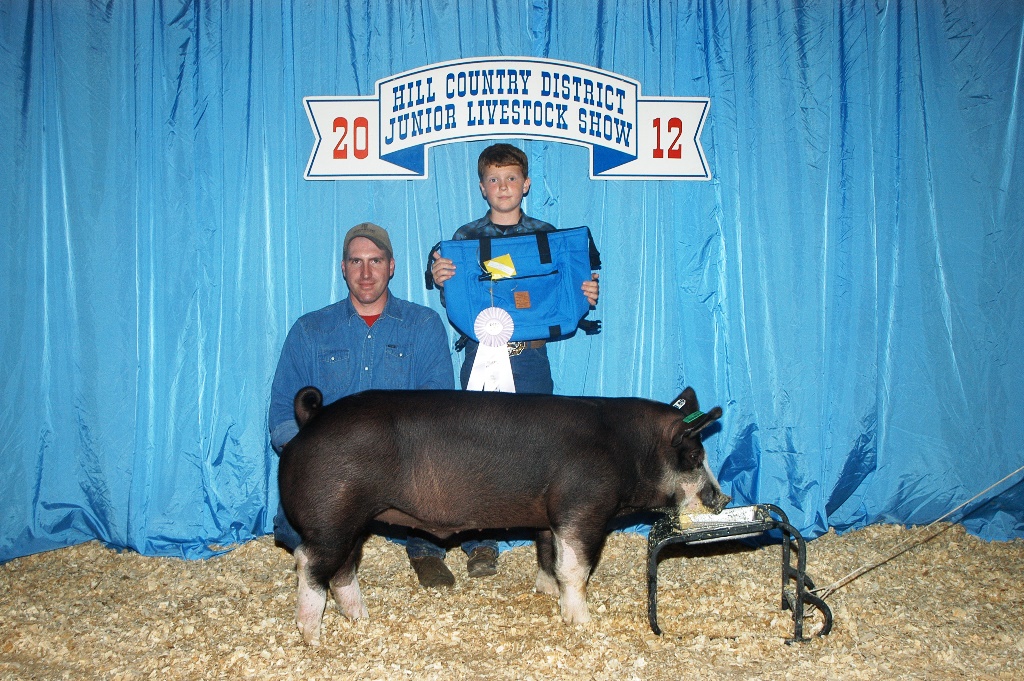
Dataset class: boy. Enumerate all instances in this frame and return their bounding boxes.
[429,143,600,575]
[431,143,600,393]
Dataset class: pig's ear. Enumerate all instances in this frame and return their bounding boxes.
[669,386,699,413]
[678,405,723,439]
[669,421,688,449]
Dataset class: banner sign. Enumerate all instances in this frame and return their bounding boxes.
[304,57,710,181]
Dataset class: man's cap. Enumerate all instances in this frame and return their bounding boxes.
[344,222,393,258]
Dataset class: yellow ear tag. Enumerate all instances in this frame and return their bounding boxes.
[483,253,516,280]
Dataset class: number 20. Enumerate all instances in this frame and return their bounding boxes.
[333,117,370,160]
[652,117,683,159]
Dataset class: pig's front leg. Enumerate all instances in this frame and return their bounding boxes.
[534,529,559,596]
[294,545,328,646]
[553,531,592,625]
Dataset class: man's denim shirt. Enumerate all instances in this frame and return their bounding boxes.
[268,293,454,452]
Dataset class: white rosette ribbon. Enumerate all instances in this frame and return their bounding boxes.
[474,306,515,347]
[467,307,516,392]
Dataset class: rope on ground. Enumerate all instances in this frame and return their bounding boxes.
[811,462,1024,601]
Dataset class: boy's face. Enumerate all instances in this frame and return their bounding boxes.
[479,163,531,223]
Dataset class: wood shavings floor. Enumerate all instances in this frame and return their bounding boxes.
[2,523,1021,680]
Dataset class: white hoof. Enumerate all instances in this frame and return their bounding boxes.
[559,598,592,625]
[535,570,560,597]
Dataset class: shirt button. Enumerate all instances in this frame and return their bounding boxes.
[364,367,369,371]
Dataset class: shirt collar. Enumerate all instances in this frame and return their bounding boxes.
[484,209,527,231]
[343,290,403,322]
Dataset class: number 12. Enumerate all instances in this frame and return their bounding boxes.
[652,117,683,159]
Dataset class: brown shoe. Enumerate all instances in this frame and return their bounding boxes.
[466,546,498,578]
[410,556,455,588]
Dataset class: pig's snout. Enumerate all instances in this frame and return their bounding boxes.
[676,475,731,515]
[699,468,731,514]
[680,469,730,515]
[702,487,731,514]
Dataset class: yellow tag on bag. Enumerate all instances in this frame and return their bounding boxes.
[483,253,516,279]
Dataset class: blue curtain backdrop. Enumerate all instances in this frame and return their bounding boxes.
[2,0,1022,562]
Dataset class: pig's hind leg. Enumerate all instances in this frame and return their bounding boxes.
[534,529,560,596]
[328,539,369,621]
[294,544,328,646]
[294,531,367,646]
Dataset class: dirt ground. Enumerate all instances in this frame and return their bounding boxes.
[2,522,1022,680]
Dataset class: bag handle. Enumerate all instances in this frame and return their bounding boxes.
[477,231,553,276]
[424,241,442,290]
[586,229,601,270]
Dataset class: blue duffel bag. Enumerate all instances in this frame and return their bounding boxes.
[426,226,602,343]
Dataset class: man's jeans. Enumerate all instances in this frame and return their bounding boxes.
[405,532,498,559]
[273,502,303,552]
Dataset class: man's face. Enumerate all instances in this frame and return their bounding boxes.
[341,236,395,313]
[479,164,531,223]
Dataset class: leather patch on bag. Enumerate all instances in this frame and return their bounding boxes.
[514,290,532,309]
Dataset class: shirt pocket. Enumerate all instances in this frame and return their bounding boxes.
[316,347,353,403]
[381,343,412,389]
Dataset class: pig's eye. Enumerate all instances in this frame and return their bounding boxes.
[680,446,704,469]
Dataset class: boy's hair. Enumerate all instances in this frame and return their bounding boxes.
[477,143,529,180]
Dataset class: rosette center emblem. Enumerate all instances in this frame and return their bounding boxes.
[474,307,515,347]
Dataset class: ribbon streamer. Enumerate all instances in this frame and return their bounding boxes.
[467,307,516,392]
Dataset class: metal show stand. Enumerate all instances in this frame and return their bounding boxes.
[647,504,833,643]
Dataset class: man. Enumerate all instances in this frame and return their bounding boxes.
[269,222,458,588]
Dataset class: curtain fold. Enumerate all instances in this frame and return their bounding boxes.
[2,0,1022,563]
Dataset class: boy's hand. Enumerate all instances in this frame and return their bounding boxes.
[582,273,600,306]
[431,251,456,287]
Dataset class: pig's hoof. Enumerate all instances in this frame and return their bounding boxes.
[534,571,559,597]
[559,600,592,625]
[563,611,592,626]
[337,601,368,621]
[297,623,321,647]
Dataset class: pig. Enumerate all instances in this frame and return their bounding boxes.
[278,386,728,645]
